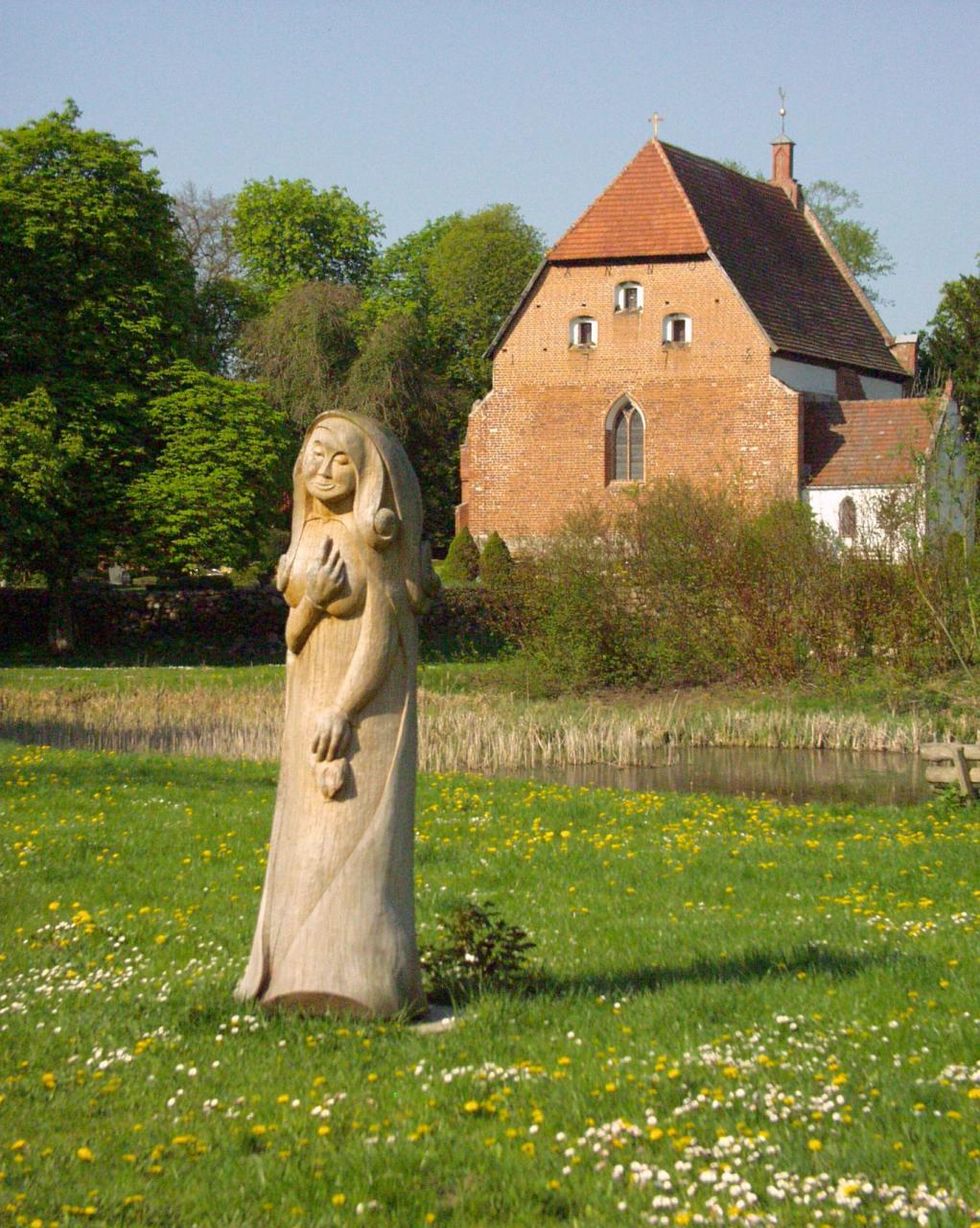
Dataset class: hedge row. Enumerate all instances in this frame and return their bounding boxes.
[0,582,506,664]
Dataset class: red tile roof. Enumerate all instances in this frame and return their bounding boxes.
[542,140,905,378]
[804,399,937,487]
[548,141,708,260]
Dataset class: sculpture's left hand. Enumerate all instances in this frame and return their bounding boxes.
[311,706,352,762]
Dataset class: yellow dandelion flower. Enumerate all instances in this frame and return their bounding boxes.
[807,1139,822,1152]
[76,1146,94,1162]
[331,1194,346,1207]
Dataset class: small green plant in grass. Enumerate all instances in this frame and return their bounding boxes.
[420,900,536,1002]
[442,526,480,585]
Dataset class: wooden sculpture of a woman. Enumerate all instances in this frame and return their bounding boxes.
[236,411,438,1018]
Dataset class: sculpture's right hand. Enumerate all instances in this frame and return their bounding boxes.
[311,706,352,762]
[306,537,347,609]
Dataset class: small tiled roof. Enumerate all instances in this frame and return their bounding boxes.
[804,399,937,488]
[540,139,905,377]
[548,141,708,260]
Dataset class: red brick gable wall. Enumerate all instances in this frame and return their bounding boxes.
[459,258,802,544]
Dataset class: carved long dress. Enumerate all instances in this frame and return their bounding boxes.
[236,510,425,1017]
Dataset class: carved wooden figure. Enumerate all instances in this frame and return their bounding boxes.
[237,412,438,1017]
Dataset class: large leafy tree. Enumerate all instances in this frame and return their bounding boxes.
[232,177,382,297]
[362,214,461,328]
[239,281,361,428]
[423,204,544,395]
[919,256,980,436]
[129,363,290,575]
[805,180,895,305]
[0,101,195,649]
[340,312,469,548]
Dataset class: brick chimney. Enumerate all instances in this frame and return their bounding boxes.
[889,333,918,377]
[770,137,801,209]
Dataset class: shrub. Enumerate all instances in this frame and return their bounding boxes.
[478,530,513,590]
[511,480,976,693]
[442,526,480,585]
[420,901,536,1004]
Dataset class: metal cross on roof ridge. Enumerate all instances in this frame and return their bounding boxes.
[649,112,663,140]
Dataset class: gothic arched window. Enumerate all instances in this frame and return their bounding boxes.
[839,496,857,540]
[611,401,644,482]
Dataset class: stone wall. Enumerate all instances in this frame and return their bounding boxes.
[0,584,503,661]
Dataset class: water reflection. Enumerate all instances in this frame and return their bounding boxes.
[506,747,929,806]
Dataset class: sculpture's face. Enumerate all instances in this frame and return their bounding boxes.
[304,427,357,511]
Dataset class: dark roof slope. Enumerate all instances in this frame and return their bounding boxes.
[804,399,936,487]
[662,144,905,376]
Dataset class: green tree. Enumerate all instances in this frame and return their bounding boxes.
[128,363,290,575]
[0,101,193,392]
[920,257,980,436]
[443,526,480,585]
[806,180,895,304]
[239,281,361,428]
[362,214,461,328]
[479,530,513,590]
[232,177,382,297]
[341,312,469,548]
[188,276,265,376]
[424,204,544,395]
[0,101,195,649]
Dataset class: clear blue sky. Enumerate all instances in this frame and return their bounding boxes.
[3,0,977,333]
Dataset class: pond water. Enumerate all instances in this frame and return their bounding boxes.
[503,746,930,807]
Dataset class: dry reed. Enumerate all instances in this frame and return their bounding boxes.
[0,681,969,768]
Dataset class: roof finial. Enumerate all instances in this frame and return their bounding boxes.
[649,111,663,141]
[777,87,787,136]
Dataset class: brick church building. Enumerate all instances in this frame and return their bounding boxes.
[456,134,971,548]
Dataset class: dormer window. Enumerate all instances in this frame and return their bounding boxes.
[615,282,643,313]
[663,313,692,344]
[570,316,597,347]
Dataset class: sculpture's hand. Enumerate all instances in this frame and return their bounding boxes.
[311,706,352,762]
[306,537,347,609]
[275,552,291,593]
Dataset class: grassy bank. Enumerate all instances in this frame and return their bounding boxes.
[1,743,976,1225]
[2,664,980,768]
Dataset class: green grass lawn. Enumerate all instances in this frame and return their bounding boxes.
[0,743,977,1225]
